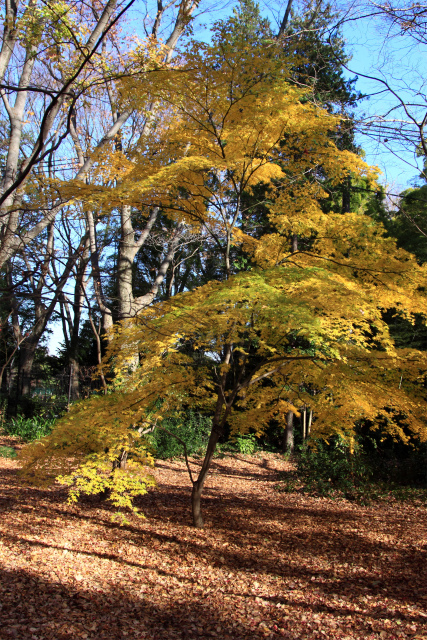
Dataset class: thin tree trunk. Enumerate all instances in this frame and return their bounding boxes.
[191,342,234,527]
[277,0,294,37]
[308,409,313,436]
[87,209,113,336]
[66,237,90,402]
[13,232,85,398]
[88,314,108,393]
[283,410,294,454]
[191,423,223,527]
[302,405,306,441]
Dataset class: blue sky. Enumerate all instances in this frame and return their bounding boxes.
[339,12,424,193]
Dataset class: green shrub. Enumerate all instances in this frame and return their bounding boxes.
[3,414,56,442]
[14,395,68,420]
[148,411,212,459]
[276,436,427,504]
[297,438,373,500]
[364,442,427,487]
[234,434,258,455]
[0,445,17,458]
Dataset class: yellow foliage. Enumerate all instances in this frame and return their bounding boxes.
[54,35,375,242]
[19,400,155,521]
[18,31,427,520]
[48,261,426,453]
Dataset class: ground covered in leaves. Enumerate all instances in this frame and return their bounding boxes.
[0,435,426,640]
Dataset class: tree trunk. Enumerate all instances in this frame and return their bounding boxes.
[68,358,80,403]
[283,410,294,454]
[18,340,37,397]
[88,314,108,393]
[191,482,205,528]
[118,204,138,319]
[7,355,18,398]
[66,238,90,402]
[190,341,235,528]
[87,209,113,337]
[342,175,351,213]
[191,423,222,528]
[302,405,306,441]
[116,215,184,370]
[308,409,313,436]
[113,449,128,470]
[291,233,298,253]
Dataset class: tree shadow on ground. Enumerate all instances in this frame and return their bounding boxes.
[1,456,426,639]
[0,565,289,640]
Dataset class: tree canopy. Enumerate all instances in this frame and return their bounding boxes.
[18,21,427,526]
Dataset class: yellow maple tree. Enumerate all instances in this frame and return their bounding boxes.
[19,32,427,527]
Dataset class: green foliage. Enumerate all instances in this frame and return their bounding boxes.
[4,414,56,442]
[214,0,272,49]
[232,433,258,455]
[374,184,427,264]
[14,394,68,420]
[148,412,212,459]
[278,435,427,503]
[0,445,17,459]
[297,439,373,499]
[362,432,427,487]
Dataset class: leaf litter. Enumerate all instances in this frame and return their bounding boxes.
[0,435,426,640]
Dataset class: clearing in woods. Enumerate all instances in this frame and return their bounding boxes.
[0,435,426,640]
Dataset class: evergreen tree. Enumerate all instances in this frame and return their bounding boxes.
[380,185,427,265]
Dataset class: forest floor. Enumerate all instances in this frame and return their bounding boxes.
[0,435,426,640]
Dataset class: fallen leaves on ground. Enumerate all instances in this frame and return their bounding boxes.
[0,435,426,640]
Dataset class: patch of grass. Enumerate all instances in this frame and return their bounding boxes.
[3,415,56,442]
[0,445,17,458]
[370,482,427,505]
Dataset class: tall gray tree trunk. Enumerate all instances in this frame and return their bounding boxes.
[283,411,294,454]
[67,237,90,402]
[87,209,113,337]
[116,207,184,369]
[0,0,20,83]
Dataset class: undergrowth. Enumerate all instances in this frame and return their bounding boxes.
[2,414,56,442]
[147,412,212,459]
[276,438,427,506]
[0,445,17,458]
